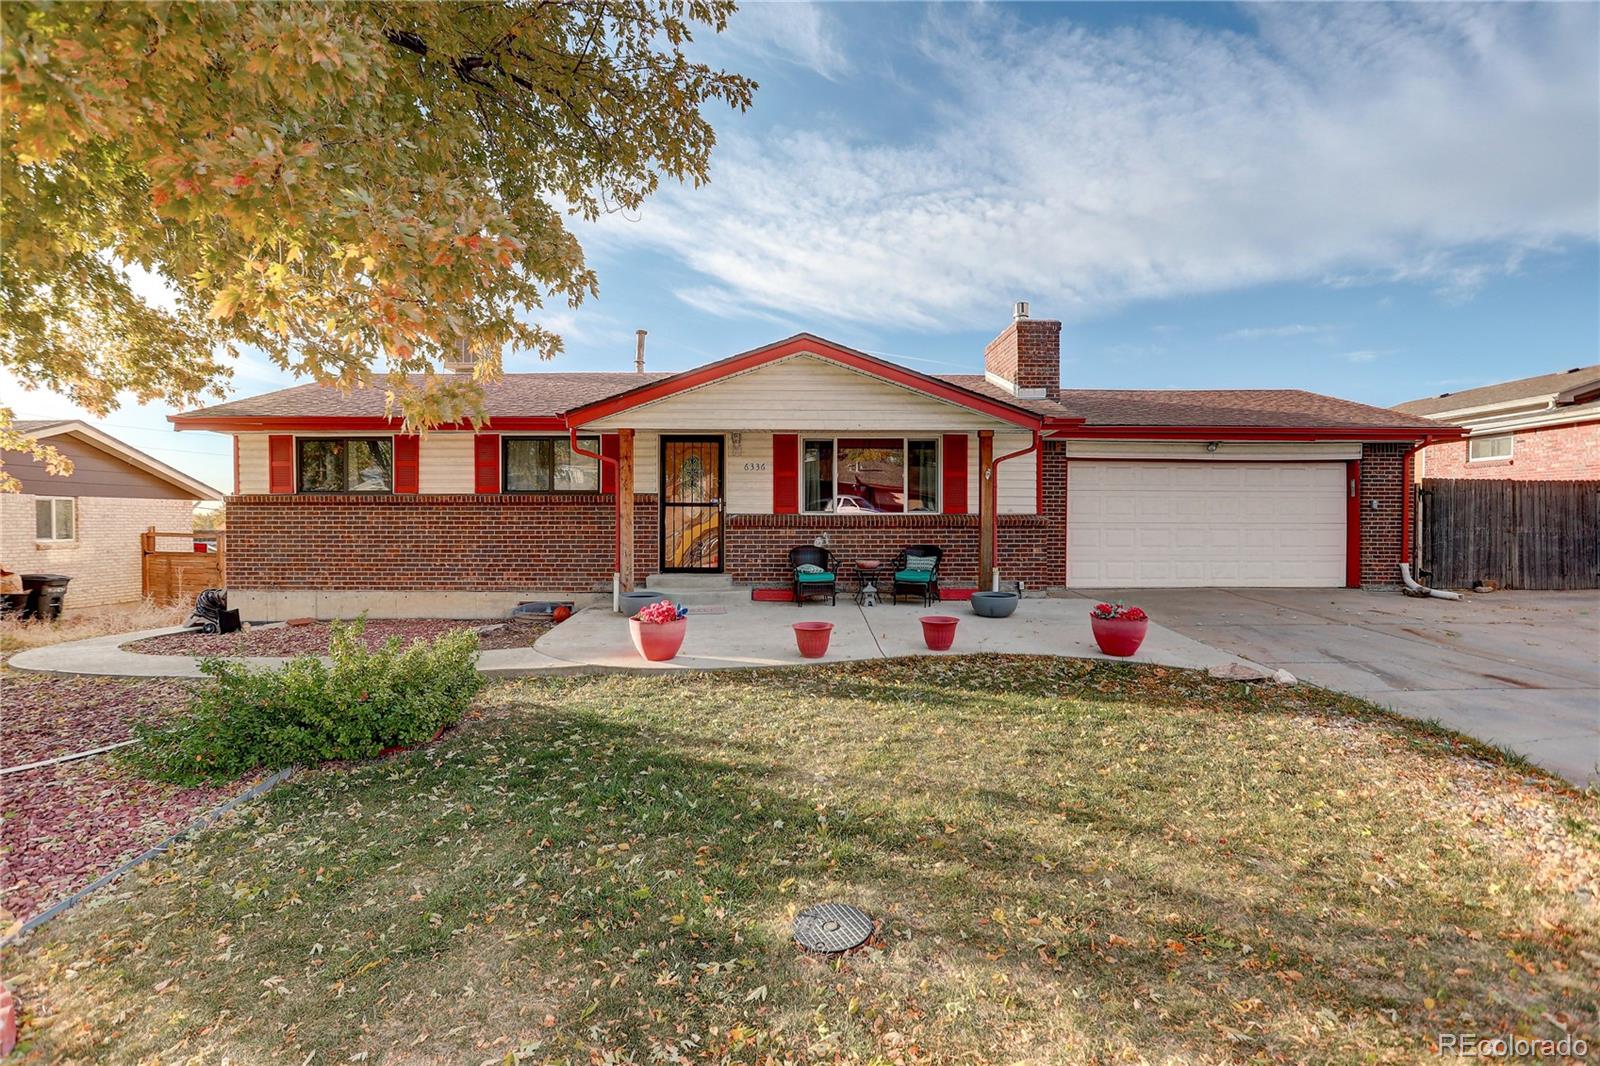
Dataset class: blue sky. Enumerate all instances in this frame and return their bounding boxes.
[9,1,1598,493]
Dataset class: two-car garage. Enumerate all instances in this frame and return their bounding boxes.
[1066,453,1354,588]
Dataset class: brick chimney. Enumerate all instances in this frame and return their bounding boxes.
[983,301,1061,401]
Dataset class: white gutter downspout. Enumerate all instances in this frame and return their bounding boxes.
[1399,563,1462,601]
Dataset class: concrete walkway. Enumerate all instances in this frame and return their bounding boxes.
[1076,588,1600,787]
[5,600,1249,680]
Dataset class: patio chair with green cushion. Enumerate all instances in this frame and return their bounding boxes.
[890,544,944,606]
[789,546,837,606]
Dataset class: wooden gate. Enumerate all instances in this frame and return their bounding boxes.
[1417,479,1600,590]
[141,528,224,604]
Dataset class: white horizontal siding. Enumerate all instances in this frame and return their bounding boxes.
[419,433,474,494]
[588,354,1019,432]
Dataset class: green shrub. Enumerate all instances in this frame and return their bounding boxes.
[129,620,484,784]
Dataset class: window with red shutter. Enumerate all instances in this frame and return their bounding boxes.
[772,434,798,513]
[941,434,968,514]
[474,433,500,493]
[268,435,293,494]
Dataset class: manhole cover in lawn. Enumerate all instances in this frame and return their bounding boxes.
[793,902,873,953]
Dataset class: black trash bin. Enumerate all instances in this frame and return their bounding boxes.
[20,573,71,622]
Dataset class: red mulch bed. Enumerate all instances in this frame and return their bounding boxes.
[0,675,256,926]
[2,676,194,769]
[123,617,554,657]
[2,758,255,926]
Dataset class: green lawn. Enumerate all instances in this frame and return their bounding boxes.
[8,657,1597,1063]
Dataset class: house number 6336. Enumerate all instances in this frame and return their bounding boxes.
[743,461,767,472]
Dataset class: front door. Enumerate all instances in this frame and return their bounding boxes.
[659,436,724,572]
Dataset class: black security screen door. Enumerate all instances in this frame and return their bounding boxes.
[660,436,724,572]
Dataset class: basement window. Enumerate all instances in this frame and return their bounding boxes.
[297,438,393,493]
[1467,435,1513,462]
[35,497,75,541]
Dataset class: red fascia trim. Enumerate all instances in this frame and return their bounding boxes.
[563,335,1044,429]
[170,415,568,433]
[1345,459,1362,588]
[1048,425,1465,442]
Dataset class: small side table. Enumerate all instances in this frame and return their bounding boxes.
[853,560,883,606]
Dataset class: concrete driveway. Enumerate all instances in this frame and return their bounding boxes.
[1074,587,1600,787]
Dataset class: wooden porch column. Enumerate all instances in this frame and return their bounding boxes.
[977,430,995,590]
[616,429,636,592]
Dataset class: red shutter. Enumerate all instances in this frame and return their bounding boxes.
[268,435,294,494]
[394,434,420,494]
[600,433,619,494]
[773,434,798,513]
[941,434,968,514]
[474,433,500,494]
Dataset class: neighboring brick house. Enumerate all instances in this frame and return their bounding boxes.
[1396,365,1600,480]
[171,307,1458,619]
[1,421,221,609]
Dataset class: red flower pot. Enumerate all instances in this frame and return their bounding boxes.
[1090,615,1148,657]
[792,621,834,658]
[630,617,687,661]
[920,614,960,651]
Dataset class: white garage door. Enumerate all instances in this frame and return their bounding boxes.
[1068,461,1347,588]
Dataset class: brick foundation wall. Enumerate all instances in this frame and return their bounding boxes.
[1359,443,1408,587]
[226,494,617,592]
[1419,421,1600,480]
[0,493,194,608]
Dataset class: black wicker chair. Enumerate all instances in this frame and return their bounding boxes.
[890,544,943,606]
[789,546,837,606]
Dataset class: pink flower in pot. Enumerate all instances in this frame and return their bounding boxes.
[1089,602,1148,657]
[629,600,688,661]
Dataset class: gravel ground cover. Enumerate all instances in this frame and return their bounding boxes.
[2,676,194,769]
[123,617,554,657]
[1,674,235,928]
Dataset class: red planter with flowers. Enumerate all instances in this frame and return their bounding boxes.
[629,600,687,661]
[1089,602,1148,657]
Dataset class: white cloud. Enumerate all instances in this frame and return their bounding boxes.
[593,3,1598,328]
[1224,324,1338,340]
[713,2,850,81]
[1337,348,1397,364]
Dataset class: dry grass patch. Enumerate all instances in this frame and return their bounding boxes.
[5,657,1596,1064]
[0,600,187,654]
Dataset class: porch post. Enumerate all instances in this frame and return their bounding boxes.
[617,429,635,592]
[977,430,995,590]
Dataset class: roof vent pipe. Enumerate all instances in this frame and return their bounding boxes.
[635,330,647,373]
[1013,300,1030,321]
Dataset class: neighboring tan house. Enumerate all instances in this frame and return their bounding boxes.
[170,307,1458,620]
[1396,365,1600,480]
[1,420,222,609]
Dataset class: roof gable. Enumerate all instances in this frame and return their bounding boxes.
[1394,365,1600,417]
[9,421,221,499]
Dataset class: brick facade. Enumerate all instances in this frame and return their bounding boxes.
[1358,442,1408,587]
[225,494,618,592]
[1418,420,1600,480]
[983,319,1063,400]
[0,493,194,608]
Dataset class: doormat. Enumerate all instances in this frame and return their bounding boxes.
[939,588,977,601]
[751,588,795,602]
[686,606,727,615]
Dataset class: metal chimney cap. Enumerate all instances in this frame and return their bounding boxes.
[1013,300,1030,320]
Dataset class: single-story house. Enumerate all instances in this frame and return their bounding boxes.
[1396,365,1600,480]
[171,307,1459,619]
[1,420,221,609]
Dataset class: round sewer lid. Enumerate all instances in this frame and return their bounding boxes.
[793,902,873,954]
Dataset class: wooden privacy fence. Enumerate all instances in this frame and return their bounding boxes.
[1417,479,1599,590]
[141,528,224,605]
